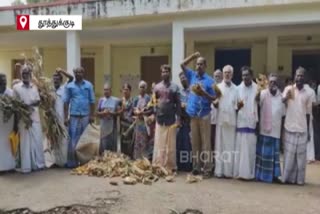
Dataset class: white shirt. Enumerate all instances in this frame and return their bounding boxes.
[13,82,41,122]
[55,84,65,121]
[283,84,313,133]
[237,82,258,129]
[210,104,217,125]
[216,81,238,127]
[0,88,13,97]
[259,89,285,139]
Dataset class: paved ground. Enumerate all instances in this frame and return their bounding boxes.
[0,163,320,214]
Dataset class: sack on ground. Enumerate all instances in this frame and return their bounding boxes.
[76,124,100,165]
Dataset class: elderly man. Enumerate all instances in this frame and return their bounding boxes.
[64,67,95,168]
[255,74,284,183]
[211,69,222,167]
[13,65,45,173]
[214,65,238,178]
[233,66,258,180]
[181,52,216,177]
[282,67,313,185]
[51,68,74,167]
[0,73,15,172]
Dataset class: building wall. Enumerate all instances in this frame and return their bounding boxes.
[195,42,267,77]
[112,44,171,97]
[0,49,33,85]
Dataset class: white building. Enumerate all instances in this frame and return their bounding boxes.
[0,0,319,96]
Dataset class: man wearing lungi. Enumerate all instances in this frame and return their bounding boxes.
[282,67,313,185]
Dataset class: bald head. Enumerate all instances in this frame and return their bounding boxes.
[73,67,85,82]
[195,57,207,75]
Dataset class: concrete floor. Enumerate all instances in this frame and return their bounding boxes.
[0,163,320,214]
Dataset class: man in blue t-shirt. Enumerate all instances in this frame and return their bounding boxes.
[180,52,216,177]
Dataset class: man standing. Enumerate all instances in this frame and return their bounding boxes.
[153,64,181,174]
[52,68,73,167]
[211,69,223,166]
[233,66,258,180]
[255,74,284,183]
[0,73,15,172]
[13,65,45,173]
[282,67,312,185]
[181,52,216,177]
[64,67,95,168]
[214,65,238,178]
[176,72,192,172]
[305,80,316,163]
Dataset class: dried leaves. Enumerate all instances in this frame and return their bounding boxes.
[72,151,174,185]
[23,47,67,148]
[0,95,33,129]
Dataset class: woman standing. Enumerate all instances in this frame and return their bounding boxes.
[120,83,135,158]
[133,81,151,159]
[96,84,120,154]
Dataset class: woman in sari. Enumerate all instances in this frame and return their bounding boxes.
[120,83,135,158]
[96,84,120,154]
[133,81,151,159]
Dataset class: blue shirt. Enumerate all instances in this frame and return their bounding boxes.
[185,68,215,118]
[64,80,95,116]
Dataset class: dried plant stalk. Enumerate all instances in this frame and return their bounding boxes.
[0,95,33,129]
[22,47,68,148]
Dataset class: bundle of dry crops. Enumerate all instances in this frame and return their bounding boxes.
[22,48,67,148]
[0,95,33,129]
[191,83,204,96]
[212,84,222,98]
[72,151,173,185]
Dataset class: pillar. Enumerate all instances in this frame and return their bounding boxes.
[171,22,184,85]
[66,31,81,74]
[267,35,278,73]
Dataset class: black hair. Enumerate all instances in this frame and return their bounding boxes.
[122,83,132,91]
[53,73,63,81]
[160,64,171,72]
[197,57,207,66]
[241,66,253,76]
[179,71,186,77]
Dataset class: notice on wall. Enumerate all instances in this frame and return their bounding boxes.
[120,74,141,95]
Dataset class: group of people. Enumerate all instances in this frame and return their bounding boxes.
[0,52,319,186]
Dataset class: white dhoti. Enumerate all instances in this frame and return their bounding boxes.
[0,112,15,171]
[307,118,315,162]
[214,124,236,178]
[233,132,257,179]
[19,121,45,173]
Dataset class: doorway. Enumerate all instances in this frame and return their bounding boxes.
[215,48,251,85]
[11,59,28,80]
[292,50,320,84]
[141,56,169,93]
[81,57,95,87]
